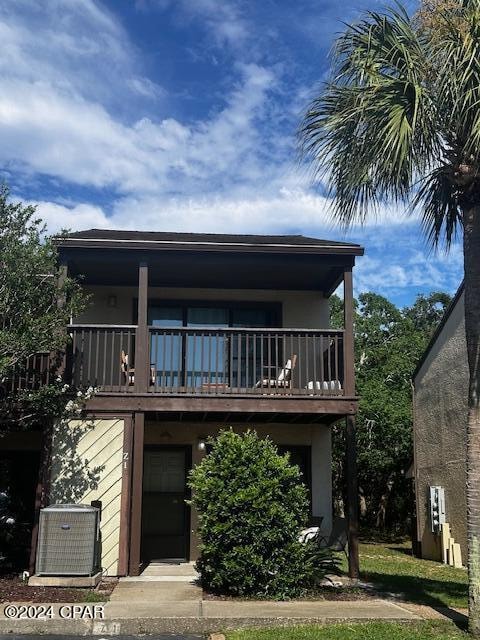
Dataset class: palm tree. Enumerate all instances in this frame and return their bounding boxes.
[299,0,480,633]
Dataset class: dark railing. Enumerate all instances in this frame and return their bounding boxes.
[148,327,344,396]
[4,352,54,393]
[67,325,137,392]
[65,325,344,396]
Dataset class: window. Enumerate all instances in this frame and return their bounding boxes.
[148,301,281,388]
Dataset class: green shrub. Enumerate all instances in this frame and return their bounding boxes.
[189,429,325,598]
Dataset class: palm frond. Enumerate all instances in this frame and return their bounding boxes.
[434,0,480,161]
[299,4,440,226]
[413,167,462,247]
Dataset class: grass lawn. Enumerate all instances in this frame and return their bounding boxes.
[226,621,467,640]
[351,542,468,609]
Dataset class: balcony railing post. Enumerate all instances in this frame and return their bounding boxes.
[343,264,360,579]
[135,262,149,393]
[343,266,355,396]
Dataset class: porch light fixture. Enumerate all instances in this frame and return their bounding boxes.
[197,437,207,452]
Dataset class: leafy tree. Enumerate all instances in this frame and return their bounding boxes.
[330,291,450,532]
[301,0,480,629]
[188,429,330,598]
[404,291,452,333]
[0,184,86,427]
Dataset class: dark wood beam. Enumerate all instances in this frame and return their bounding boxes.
[345,414,360,579]
[129,412,145,576]
[324,269,344,297]
[135,262,149,393]
[86,394,358,415]
[266,413,279,423]
[343,266,355,396]
[343,266,359,578]
[118,415,133,576]
[29,425,52,575]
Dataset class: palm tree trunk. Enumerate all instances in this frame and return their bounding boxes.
[463,204,480,636]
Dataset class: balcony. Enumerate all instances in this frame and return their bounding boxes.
[66,325,345,397]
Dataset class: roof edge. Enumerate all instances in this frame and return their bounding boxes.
[412,281,465,380]
[55,236,365,256]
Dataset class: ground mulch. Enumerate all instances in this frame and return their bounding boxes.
[202,586,376,601]
[0,575,117,603]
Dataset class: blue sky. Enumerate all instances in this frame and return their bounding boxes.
[0,0,463,306]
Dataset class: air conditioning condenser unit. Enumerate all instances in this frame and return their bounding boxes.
[36,504,100,576]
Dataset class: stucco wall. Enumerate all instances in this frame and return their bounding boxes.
[413,292,468,561]
[144,421,332,560]
[49,418,125,576]
[76,285,330,329]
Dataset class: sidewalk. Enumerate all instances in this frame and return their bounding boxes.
[0,597,423,635]
[0,598,422,635]
[0,562,441,635]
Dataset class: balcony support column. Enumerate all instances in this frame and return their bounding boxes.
[135,262,149,393]
[129,411,145,576]
[343,266,355,396]
[343,265,359,579]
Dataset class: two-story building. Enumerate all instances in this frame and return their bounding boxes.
[11,229,363,579]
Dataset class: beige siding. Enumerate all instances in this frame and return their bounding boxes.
[49,418,125,576]
[76,285,330,329]
[413,292,468,562]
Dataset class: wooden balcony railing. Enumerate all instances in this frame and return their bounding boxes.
[67,325,137,392]
[3,352,55,394]
[65,325,345,397]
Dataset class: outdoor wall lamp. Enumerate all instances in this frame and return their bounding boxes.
[197,437,207,452]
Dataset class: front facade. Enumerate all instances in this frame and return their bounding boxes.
[412,284,468,563]
[14,230,363,577]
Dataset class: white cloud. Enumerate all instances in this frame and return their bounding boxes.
[0,0,464,301]
[0,55,278,193]
[355,246,463,299]
[32,186,418,237]
[0,0,163,109]
[32,201,111,233]
[146,0,250,50]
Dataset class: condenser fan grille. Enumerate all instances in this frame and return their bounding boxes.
[36,505,99,576]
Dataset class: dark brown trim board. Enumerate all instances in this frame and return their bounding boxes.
[86,395,358,415]
[118,415,133,576]
[134,262,149,393]
[29,425,53,574]
[343,266,355,396]
[345,414,360,578]
[129,412,145,576]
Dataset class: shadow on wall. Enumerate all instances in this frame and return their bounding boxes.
[49,419,105,504]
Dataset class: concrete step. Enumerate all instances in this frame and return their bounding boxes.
[141,562,198,577]
[110,581,203,603]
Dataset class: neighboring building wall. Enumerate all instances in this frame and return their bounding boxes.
[144,420,332,560]
[76,285,330,329]
[49,418,125,576]
[413,292,468,561]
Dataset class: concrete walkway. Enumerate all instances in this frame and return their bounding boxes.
[1,562,443,635]
[0,598,422,635]
[111,562,202,603]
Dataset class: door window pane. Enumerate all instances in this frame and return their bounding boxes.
[149,307,183,387]
[149,307,183,327]
[187,307,229,327]
[231,308,271,328]
[186,308,229,387]
[231,309,274,387]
